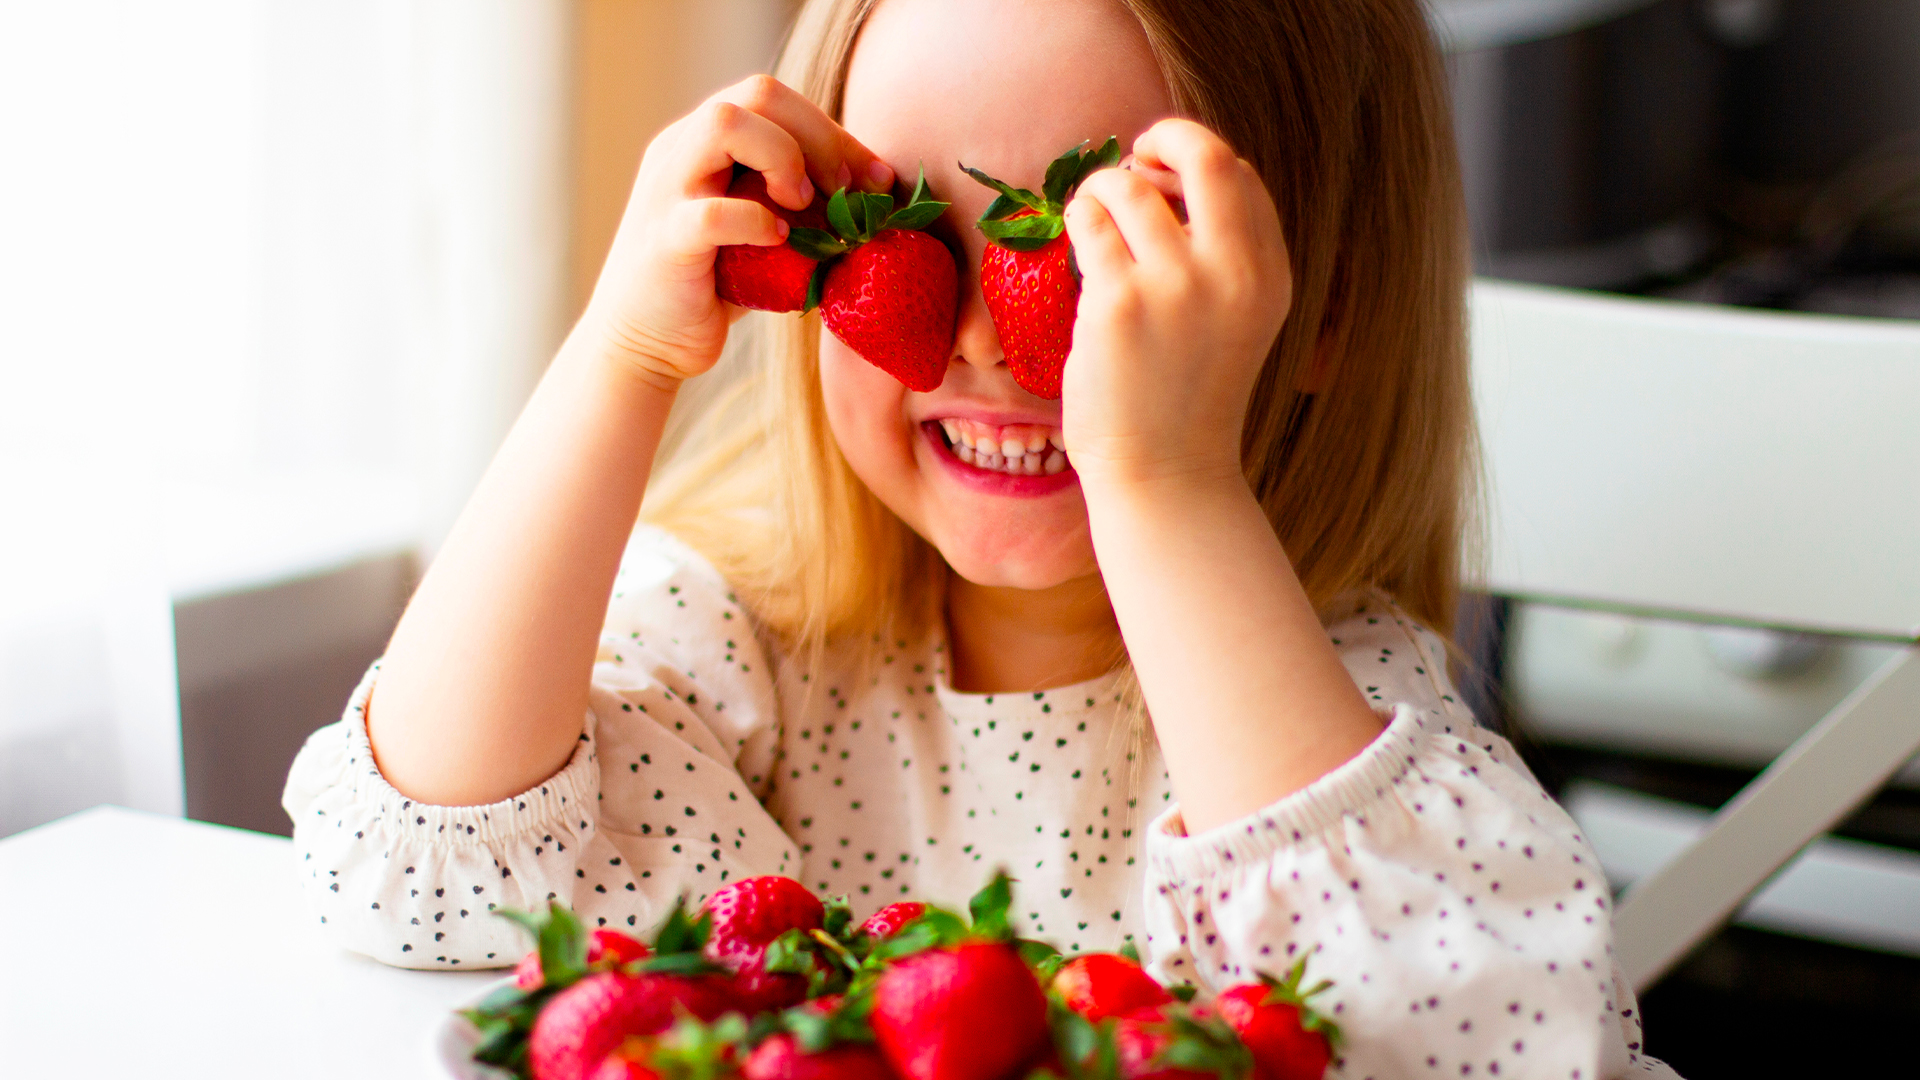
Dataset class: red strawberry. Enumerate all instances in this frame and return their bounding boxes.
[871,942,1050,1080]
[858,903,927,940]
[811,173,957,392]
[1213,964,1340,1080]
[517,949,547,990]
[1051,952,1173,1023]
[744,1033,898,1080]
[716,170,831,313]
[593,1036,667,1080]
[520,928,655,990]
[962,138,1121,399]
[702,876,827,1012]
[1113,1005,1251,1080]
[528,972,732,1080]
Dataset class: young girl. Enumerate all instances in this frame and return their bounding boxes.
[284,1,1674,1075]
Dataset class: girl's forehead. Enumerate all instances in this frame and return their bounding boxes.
[844,0,1173,198]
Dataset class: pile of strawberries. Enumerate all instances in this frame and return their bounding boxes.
[461,873,1339,1080]
[713,140,1121,400]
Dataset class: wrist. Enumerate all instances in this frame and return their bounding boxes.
[559,315,687,399]
[1075,453,1249,516]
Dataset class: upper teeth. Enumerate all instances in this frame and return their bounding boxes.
[939,419,1069,476]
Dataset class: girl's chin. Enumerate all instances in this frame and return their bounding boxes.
[928,532,1097,592]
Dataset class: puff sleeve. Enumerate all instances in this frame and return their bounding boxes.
[1139,599,1679,1080]
[281,528,800,969]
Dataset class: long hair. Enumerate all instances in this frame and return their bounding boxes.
[645,0,1478,684]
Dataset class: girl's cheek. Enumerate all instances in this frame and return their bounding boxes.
[819,337,918,479]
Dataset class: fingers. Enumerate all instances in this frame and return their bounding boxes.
[675,98,815,209]
[1063,190,1133,278]
[658,197,787,269]
[1071,167,1187,268]
[710,74,895,198]
[1130,119,1280,259]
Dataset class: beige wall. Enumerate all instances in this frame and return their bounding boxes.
[571,0,800,316]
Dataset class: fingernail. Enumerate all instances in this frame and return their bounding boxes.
[799,175,815,204]
[835,162,853,193]
[867,159,895,189]
[776,218,790,239]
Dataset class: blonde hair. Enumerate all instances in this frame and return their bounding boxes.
[645,0,1477,682]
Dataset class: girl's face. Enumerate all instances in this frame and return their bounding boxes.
[823,0,1174,591]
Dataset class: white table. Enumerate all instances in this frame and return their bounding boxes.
[0,806,499,1077]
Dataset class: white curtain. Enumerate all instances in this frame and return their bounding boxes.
[0,0,573,837]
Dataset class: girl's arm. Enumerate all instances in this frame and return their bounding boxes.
[1062,120,1382,835]
[369,76,894,808]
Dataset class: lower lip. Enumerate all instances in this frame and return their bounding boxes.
[922,422,1079,497]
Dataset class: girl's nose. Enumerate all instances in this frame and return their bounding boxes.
[950,266,1005,374]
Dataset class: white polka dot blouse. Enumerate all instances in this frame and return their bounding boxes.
[282,527,1679,1079]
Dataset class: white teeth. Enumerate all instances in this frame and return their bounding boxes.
[1044,450,1066,474]
[941,419,960,446]
[1048,431,1066,452]
[1021,454,1042,475]
[1000,437,1025,459]
[956,444,975,464]
[1025,432,1047,453]
[981,452,1003,469]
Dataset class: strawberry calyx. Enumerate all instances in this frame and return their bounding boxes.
[1046,1002,1123,1080]
[963,137,1121,254]
[612,1014,750,1080]
[1136,1010,1257,1080]
[746,990,878,1054]
[1250,959,1343,1048]
[786,166,951,312]
[636,899,731,977]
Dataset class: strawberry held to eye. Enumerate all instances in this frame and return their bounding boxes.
[1213,962,1341,1080]
[801,170,958,392]
[962,137,1121,400]
[715,169,832,313]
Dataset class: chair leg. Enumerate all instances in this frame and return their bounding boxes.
[1612,644,1920,991]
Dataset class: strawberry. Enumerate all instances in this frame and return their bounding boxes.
[591,1016,748,1080]
[961,138,1120,399]
[871,941,1050,1080]
[858,903,927,941]
[805,172,957,392]
[715,170,832,313]
[529,972,734,1080]
[703,876,828,1012]
[744,1034,898,1080]
[1051,952,1173,1023]
[1112,1006,1252,1080]
[521,928,655,990]
[1213,963,1340,1080]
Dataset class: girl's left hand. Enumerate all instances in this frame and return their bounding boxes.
[1060,119,1292,496]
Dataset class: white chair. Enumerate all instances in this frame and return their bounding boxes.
[1470,278,1920,991]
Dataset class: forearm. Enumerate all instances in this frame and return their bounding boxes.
[369,328,680,807]
[1084,473,1382,834]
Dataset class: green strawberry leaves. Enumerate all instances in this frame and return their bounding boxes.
[784,164,950,312]
[494,900,590,989]
[965,137,1121,252]
[1253,958,1344,1047]
[1150,1011,1256,1080]
[1049,1004,1122,1080]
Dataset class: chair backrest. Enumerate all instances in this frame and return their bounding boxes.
[1471,279,1920,641]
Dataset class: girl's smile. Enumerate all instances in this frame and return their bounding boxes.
[820,0,1173,596]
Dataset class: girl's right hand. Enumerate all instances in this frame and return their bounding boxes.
[578,75,896,389]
